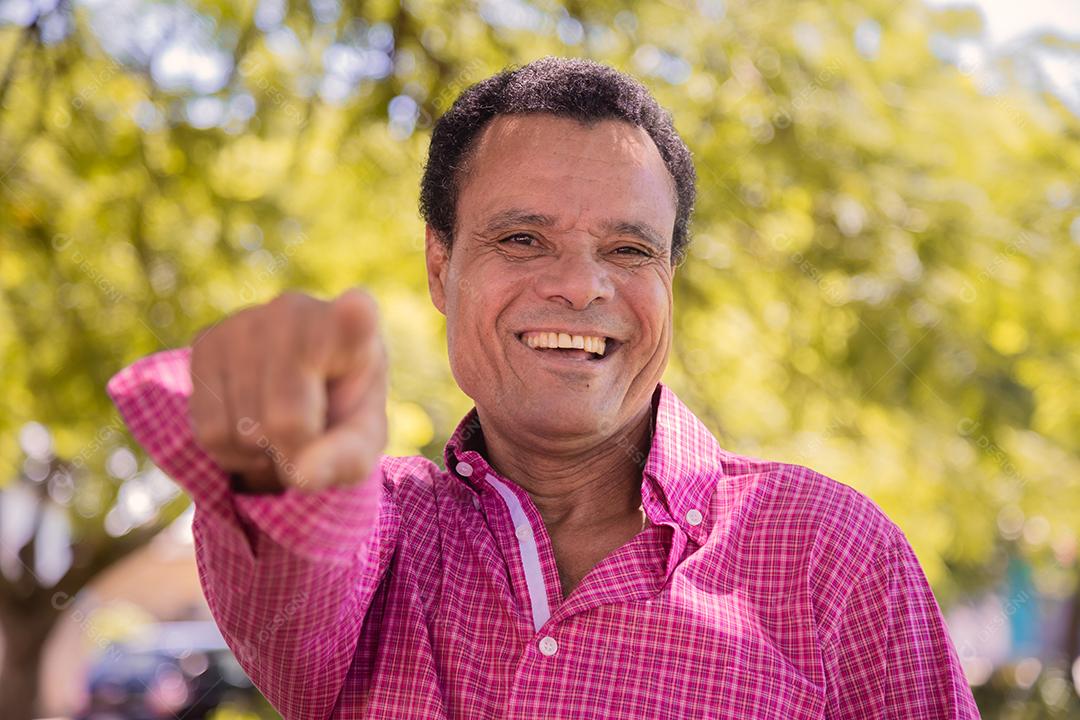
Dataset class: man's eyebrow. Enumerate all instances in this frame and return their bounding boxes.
[598,219,668,253]
[479,209,557,235]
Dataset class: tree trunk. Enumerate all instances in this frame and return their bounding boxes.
[0,604,60,720]
[1066,577,1080,669]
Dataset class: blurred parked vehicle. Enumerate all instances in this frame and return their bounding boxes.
[77,621,262,720]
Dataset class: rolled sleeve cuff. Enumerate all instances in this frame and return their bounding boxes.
[231,465,385,564]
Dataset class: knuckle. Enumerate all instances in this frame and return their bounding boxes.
[351,287,378,312]
[262,413,312,447]
[233,424,268,455]
[269,290,313,316]
[299,318,336,370]
[229,413,266,450]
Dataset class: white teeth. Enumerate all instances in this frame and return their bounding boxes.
[522,331,609,356]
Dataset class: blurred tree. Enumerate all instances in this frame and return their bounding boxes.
[0,0,1078,717]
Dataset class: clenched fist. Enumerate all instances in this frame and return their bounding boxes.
[189,289,387,494]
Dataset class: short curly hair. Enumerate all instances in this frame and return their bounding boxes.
[419,56,697,264]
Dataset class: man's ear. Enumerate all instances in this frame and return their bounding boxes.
[424,225,450,316]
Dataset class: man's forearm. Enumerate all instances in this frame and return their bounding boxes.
[107,348,401,718]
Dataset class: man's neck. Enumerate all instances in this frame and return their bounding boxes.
[475,404,654,532]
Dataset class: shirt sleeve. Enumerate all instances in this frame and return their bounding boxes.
[821,527,981,719]
[106,347,401,720]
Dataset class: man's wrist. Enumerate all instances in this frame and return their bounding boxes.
[229,470,286,495]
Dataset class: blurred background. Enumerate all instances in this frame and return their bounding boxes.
[1,0,1078,717]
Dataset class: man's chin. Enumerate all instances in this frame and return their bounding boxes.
[507,395,616,437]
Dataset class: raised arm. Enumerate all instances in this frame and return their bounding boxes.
[107,289,398,719]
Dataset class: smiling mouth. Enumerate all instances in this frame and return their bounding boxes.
[516,331,620,361]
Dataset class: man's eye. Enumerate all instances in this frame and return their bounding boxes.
[500,234,536,246]
[614,246,650,256]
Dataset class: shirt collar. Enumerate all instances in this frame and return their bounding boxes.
[443,382,726,545]
[641,382,729,545]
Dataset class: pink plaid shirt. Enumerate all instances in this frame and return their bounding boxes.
[108,348,979,719]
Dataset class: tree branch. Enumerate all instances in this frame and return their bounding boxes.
[0,13,38,115]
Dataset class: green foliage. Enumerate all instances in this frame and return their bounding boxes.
[1,0,1078,716]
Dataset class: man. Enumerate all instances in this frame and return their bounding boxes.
[108,57,980,718]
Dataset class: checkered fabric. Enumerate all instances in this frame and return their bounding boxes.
[107,348,979,719]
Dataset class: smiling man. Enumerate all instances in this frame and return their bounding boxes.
[108,58,980,719]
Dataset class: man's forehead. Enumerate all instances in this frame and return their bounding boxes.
[472,114,661,164]
[461,116,676,219]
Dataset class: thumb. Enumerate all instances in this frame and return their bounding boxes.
[291,348,388,492]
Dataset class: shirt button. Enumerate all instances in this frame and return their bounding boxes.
[515,524,533,541]
[686,508,703,526]
[538,636,558,656]
[455,461,473,477]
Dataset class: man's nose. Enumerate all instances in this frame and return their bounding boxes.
[534,248,615,310]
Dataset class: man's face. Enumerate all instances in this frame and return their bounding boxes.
[425,114,677,441]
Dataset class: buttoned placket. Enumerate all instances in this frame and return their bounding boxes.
[451,454,561,639]
[448,430,716,718]
[449,452,711,681]
[484,471,555,633]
